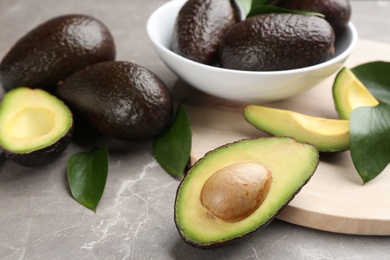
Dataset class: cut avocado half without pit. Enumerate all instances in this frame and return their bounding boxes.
[333,67,379,120]
[0,87,73,166]
[174,137,319,248]
[244,105,349,152]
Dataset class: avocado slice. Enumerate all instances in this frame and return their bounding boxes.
[0,87,73,166]
[244,105,349,152]
[333,67,379,120]
[175,137,319,248]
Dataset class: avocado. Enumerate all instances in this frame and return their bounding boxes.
[333,67,379,120]
[0,87,73,166]
[172,0,239,65]
[219,13,335,71]
[0,14,115,92]
[57,61,173,141]
[275,0,351,35]
[175,137,319,248]
[244,105,349,152]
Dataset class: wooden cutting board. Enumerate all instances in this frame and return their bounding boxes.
[185,39,390,236]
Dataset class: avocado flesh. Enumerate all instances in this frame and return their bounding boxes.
[333,67,379,120]
[244,105,349,152]
[175,137,319,248]
[0,87,73,166]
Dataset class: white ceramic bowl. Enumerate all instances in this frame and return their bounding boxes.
[146,0,358,103]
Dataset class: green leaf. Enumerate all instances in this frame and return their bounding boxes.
[352,61,390,104]
[235,0,324,19]
[247,5,324,18]
[67,147,109,212]
[152,103,192,179]
[250,0,275,9]
[350,103,390,184]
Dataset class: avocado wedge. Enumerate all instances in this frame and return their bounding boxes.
[0,87,73,166]
[244,105,349,152]
[175,137,319,248]
[333,67,379,120]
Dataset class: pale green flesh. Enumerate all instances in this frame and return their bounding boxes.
[244,105,350,152]
[175,137,318,246]
[0,87,72,153]
[333,67,379,120]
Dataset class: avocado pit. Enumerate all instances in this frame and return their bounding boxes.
[200,162,272,222]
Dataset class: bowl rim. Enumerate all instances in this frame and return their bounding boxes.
[146,0,358,76]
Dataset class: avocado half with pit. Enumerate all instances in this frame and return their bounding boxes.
[174,137,319,248]
[333,67,379,120]
[244,105,350,152]
[0,87,73,166]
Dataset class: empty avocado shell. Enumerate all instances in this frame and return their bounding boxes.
[0,87,73,166]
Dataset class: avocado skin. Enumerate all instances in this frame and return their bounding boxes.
[57,61,173,141]
[276,0,351,35]
[0,14,115,92]
[172,0,239,65]
[219,13,335,71]
[3,128,73,167]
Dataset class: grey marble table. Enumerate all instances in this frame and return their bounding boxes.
[1,1,390,259]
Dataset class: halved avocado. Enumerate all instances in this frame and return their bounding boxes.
[244,105,349,152]
[333,67,379,120]
[0,87,73,166]
[175,137,319,248]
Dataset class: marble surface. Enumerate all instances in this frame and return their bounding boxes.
[1,0,390,259]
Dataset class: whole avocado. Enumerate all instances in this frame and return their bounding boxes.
[219,13,335,71]
[0,14,116,92]
[57,61,173,141]
[275,0,351,35]
[172,0,239,65]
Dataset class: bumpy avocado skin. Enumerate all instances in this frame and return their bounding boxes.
[0,14,116,92]
[172,0,239,65]
[57,61,173,141]
[276,0,351,35]
[219,13,335,71]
